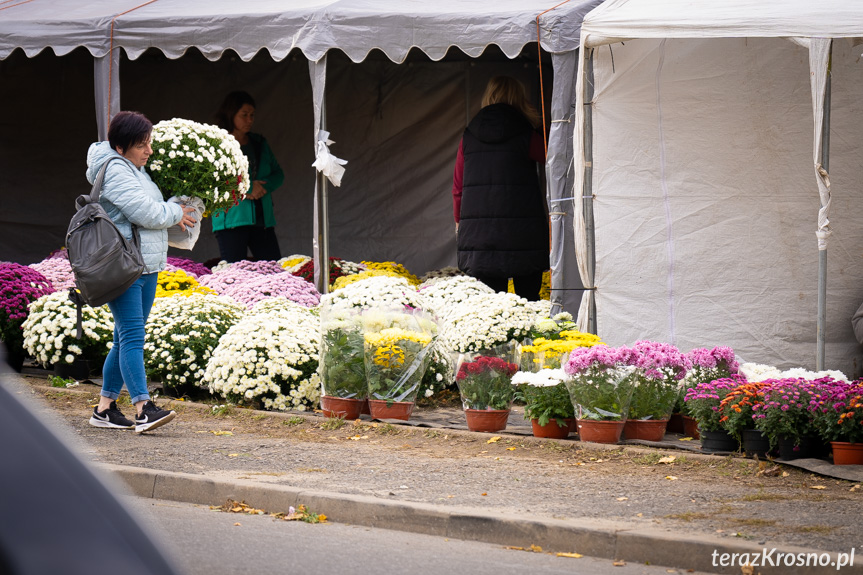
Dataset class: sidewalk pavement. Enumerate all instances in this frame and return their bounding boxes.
[7,369,863,575]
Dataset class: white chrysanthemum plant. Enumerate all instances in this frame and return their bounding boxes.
[440,290,539,354]
[21,291,114,367]
[147,118,250,249]
[738,362,848,383]
[143,294,246,395]
[204,298,321,411]
[321,275,426,313]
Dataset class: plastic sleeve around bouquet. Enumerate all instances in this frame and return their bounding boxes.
[451,341,521,411]
[318,304,367,400]
[362,308,437,405]
[167,196,205,250]
[564,365,637,421]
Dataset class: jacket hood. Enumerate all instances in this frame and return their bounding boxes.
[86,141,132,184]
[465,103,533,145]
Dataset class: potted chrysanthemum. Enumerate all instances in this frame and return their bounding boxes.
[21,290,113,378]
[675,346,739,437]
[318,306,368,419]
[454,344,520,432]
[513,368,573,439]
[811,380,863,465]
[143,293,245,397]
[623,340,690,442]
[683,376,746,453]
[203,300,321,411]
[146,118,250,249]
[563,345,639,444]
[362,308,437,421]
[0,262,54,371]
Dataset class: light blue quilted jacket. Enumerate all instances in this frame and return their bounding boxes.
[85,141,183,274]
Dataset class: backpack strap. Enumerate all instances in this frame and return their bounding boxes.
[89,156,141,246]
[68,288,87,340]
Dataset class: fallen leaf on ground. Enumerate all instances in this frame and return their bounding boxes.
[613,560,626,566]
[211,430,233,436]
[487,436,501,443]
[348,435,369,440]
[234,522,241,526]
[741,565,755,575]
[658,456,676,464]
[481,492,487,496]
[756,465,781,477]
[616,497,628,501]
[850,484,860,492]
[557,552,583,558]
[679,437,694,441]
[810,485,826,490]
[506,447,516,451]
[228,453,239,457]
[665,476,678,481]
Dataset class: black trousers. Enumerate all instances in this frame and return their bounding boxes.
[214,226,282,263]
[472,272,543,301]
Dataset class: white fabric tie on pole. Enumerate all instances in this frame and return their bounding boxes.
[312,129,348,187]
[809,38,832,251]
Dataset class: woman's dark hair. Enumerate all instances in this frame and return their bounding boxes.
[108,111,153,153]
[215,91,256,132]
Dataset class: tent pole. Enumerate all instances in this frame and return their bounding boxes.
[816,49,832,371]
[318,104,330,295]
[583,51,597,335]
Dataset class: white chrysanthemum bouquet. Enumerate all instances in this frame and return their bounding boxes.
[143,293,246,394]
[147,118,250,215]
[21,291,114,367]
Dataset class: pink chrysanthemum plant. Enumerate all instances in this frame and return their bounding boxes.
[563,345,639,421]
[683,375,747,433]
[628,340,691,421]
[678,346,739,416]
[810,379,863,445]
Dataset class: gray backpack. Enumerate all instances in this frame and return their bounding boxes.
[67,158,144,336]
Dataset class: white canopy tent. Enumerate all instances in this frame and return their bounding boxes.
[572,0,863,375]
[0,0,603,309]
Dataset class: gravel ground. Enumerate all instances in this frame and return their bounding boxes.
[12,375,863,554]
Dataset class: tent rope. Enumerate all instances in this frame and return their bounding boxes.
[107,0,159,128]
[0,0,37,12]
[536,0,572,158]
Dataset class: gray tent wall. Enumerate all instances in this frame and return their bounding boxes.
[0,0,601,313]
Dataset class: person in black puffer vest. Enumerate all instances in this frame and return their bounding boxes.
[451,76,549,301]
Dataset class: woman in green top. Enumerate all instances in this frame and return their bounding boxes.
[212,91,285,262]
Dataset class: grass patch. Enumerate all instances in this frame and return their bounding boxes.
[48,375,76,388]
[321,417,348,430]
[377,423,400,436]
[252,414,268,421]
[298,468,327,473]
[792,525,836,534]
[739,491,790,502]
[210,404,234,417]
[283,416,305,427]
[730,518,778,527]
[665,512,711,522]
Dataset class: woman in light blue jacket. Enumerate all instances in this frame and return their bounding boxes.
[85,111,197,434]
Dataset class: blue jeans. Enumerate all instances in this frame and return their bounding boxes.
[101,273,158,404]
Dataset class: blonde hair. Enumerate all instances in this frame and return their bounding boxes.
[481,76,541,128]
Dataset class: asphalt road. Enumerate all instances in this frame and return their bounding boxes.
[125,496,716,575]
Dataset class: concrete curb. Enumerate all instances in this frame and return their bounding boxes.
[103,463,862,575]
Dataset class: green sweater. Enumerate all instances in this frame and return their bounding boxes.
[212,132,284,230]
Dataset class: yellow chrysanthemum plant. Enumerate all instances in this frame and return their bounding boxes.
[362,307,438,416]
[519,312,603,372]
[361,261,421,286]
[155,269,216,298]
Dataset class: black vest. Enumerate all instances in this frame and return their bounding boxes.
[457,103,549,278]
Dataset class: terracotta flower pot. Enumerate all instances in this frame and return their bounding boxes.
[464,409,510,433]
[531,419,570,439]
[623,419,669,442]
[320,396,364,420]
[682,415,700,440]
[368,399,414,421]
[831,441,863,465]
[576,419,624,444]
